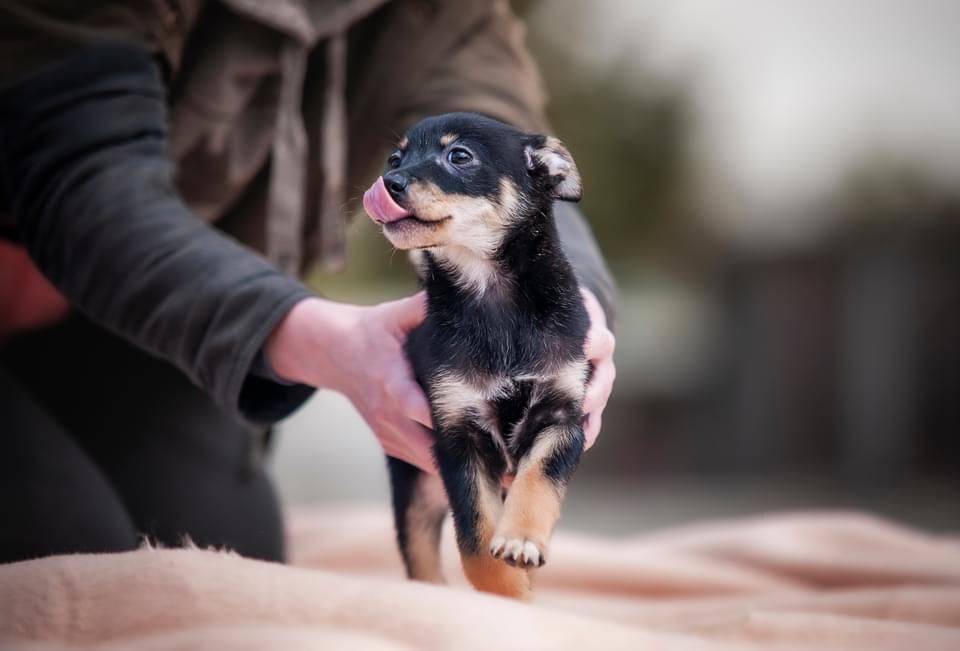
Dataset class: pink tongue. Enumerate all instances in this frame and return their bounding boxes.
[363,176,412,224]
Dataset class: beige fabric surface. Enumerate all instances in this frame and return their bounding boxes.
[1,509,959,650]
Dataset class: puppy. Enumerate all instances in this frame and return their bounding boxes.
[363,112,589,601]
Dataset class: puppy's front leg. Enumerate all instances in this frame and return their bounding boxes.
[433,428,532,600]
[491,424,584,569]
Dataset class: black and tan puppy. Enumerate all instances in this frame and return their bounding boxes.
[363,113,588,600]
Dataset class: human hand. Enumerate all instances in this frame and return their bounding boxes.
[266,294,436,474]
[580,288,616,449]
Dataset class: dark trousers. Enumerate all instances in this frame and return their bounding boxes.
[0,316,285,564]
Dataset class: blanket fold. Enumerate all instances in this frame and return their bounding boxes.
[2,509,959,650]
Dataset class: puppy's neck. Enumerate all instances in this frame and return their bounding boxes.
[428,244,503,297]
[423,202,573,305]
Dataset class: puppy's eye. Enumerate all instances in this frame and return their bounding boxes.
[387,152,402,169]
[447,147,474,166]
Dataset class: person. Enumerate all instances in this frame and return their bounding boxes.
[0,0,617,565]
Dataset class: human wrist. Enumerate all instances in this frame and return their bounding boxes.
[265,296,360,391]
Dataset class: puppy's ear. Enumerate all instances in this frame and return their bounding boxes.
[525,135,582,202]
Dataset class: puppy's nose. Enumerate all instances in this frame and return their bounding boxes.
[384,172,408,200]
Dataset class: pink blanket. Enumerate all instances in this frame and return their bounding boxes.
[2,509,959,649]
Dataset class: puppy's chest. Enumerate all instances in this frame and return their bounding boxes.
[416,291,589,464]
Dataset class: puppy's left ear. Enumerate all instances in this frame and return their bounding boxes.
[525,135,582,202]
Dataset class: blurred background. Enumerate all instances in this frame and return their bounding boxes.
[271,0,960,534]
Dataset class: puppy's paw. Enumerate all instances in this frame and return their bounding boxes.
[489,534,546,569]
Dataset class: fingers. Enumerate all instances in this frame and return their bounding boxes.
[582,288,614,360]
[583,412,602,450]
[585,325,615,361]
[582,355,615,415]
[579,287,615,451]
[379,366,434,470]
[382,350,433,428]
[580,287,607,329]
[382,420,437,475]
[400,421,437,474]
[396,378,433,429]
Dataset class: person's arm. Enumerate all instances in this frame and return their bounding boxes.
[0,42,316,423]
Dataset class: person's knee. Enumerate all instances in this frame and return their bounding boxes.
[0,446,141,563]
[0,504,139,564]
[0,367,140,564]
[114,447,286,563]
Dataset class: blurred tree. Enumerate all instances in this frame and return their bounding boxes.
[519,2,694,281]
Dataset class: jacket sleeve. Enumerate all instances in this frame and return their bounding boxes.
[0,42,316,423]
[390,0,618,328]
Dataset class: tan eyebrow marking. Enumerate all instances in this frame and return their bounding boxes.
[397,136,409,151]
[440,132,459,147]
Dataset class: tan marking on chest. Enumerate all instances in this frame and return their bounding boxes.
[514,359,589,403]
[430,372,515,471]
[553,358,589,402]
[431,373,504,429]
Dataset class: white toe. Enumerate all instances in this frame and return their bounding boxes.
[521,541,541,566]
[504,538,524,561]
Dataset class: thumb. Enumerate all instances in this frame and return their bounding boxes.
[386,291,427,332]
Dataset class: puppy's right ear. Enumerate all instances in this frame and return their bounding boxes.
[525,135,583,202]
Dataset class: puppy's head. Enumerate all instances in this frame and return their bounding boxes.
[363,113,581,254]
